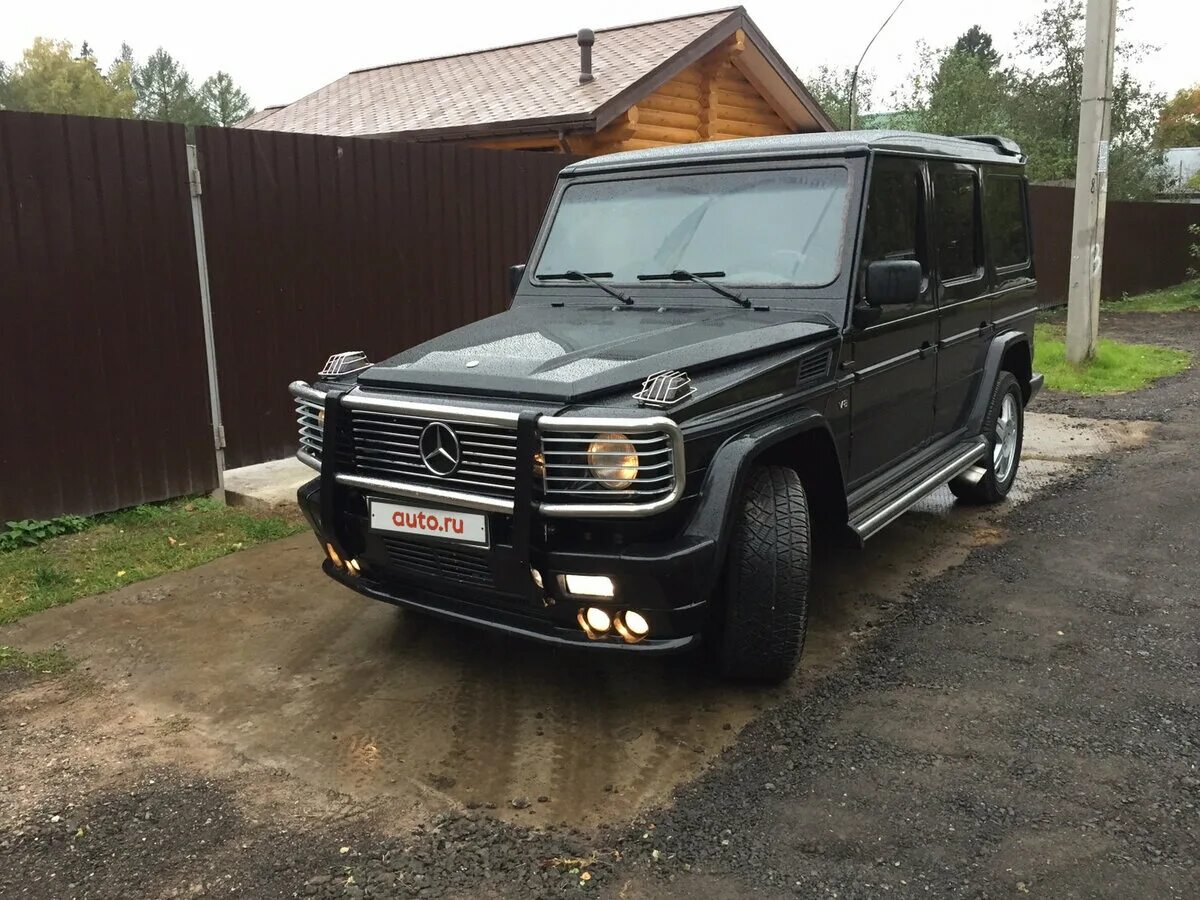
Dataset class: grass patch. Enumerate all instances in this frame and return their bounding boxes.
[1035,323,1192,395]
[1103,281,1200,314]
[0,497,304,626]
[0,645,73,675]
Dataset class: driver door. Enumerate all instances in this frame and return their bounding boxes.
[845,157,938,486]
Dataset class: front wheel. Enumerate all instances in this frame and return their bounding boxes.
[950,371,1023,504]
[715,466,812,683]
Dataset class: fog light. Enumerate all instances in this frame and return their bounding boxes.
[623,610,649,636]
[563,574,615,598]
[614,610,650,643]
[577,606,613,640]
[585,606,611,632]
[325,542,344,569]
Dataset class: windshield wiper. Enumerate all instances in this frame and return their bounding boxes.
[537,270,634,305]
[637,269,751,308]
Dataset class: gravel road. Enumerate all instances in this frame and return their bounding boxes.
[2,310,1197,899]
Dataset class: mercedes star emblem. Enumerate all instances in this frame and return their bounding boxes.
[418,421,462,476]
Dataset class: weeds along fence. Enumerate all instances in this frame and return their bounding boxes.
[2,108,1198,519]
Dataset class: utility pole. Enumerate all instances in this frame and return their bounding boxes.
[1065,0,1118,364]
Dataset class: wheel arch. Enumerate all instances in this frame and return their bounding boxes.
[967,331,1033,434]
[683,409,848,566]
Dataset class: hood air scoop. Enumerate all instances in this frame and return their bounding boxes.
[634,370,694,408]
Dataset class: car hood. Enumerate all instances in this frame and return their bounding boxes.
[357,304,836,403]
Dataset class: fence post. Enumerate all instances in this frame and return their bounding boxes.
[186,139,227,502]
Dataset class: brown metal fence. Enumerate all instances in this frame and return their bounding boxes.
[1030,185,1200,307]
[0,111,217,521]
[194,127,574,468]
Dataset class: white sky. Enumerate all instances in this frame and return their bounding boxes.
[3,0,1196,112]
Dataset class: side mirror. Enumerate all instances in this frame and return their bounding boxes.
[865,259,923,307]
[507,263,526,301]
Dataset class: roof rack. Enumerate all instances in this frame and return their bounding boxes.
[956,135,1023,156]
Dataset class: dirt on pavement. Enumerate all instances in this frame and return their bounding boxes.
[1,310,1196,899]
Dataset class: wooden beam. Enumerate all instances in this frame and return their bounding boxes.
[638,107,701,131]
[640,93,703,117]
[712,119,786,139]
[632,122,702,144]
[595,137,677,153]
[593,106,639,145]
[731,46,808,132]
[716,103,784,128]
[654,80,703,102]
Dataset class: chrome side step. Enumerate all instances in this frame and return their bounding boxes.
[848,437,988,542]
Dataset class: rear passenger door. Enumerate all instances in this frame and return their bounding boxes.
[930,163,989,436]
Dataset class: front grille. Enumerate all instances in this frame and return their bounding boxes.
[380,535,495,589]
[295,397,323,461]
[347,409,517,500]
[540,430,677,504]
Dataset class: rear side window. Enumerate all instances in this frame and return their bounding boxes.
[933,168,981,282]
[985,175,1030,269]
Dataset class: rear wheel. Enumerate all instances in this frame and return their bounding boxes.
[716,466,811,683]
[950,371,1023,504]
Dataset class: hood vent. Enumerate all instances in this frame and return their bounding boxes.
[320,350,372,378]
[796,350,832,389]
[634,370,694,408]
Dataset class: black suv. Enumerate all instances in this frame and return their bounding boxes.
[290,130,1042,683]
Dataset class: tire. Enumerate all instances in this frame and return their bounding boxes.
[715,465,812,683]
[949,371,1024,505]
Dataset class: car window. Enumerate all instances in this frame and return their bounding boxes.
[985,175,1030,269]
[534,167,850,288]
[859,163,928,300]
[933,168,981,282]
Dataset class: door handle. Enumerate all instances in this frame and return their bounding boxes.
[918,340,933,360]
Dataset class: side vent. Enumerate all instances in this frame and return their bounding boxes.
[796,351,832,390]
[633,370,695,408]
[320,350,372,378]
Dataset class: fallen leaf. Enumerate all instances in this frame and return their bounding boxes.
[580,872,592,882]
[116,570,126,577]
[168,536,178,546]
[340,846,350,854]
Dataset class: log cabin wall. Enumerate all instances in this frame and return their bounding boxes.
[467,30,796,157]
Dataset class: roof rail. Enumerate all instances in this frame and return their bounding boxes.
[956,134,1023,157]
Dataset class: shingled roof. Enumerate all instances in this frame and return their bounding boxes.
[242,7,832,139]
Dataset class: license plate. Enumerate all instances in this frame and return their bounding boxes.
[369,499,488,546]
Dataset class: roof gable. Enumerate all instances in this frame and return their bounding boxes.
[245,8,830,139]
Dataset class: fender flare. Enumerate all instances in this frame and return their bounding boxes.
[682,409,843,572]
[967,331,1032,434]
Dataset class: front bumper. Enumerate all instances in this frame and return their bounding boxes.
[298,479,713,654]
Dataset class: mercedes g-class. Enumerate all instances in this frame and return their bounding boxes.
[289,130,1042,683]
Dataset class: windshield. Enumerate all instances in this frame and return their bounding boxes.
[535,167,850,288]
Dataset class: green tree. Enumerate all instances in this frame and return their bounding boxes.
[1157,84,1200,148]
[802,64,875,130]
[951,24,1001,69]
[897,1,1165,199]
[0,37,134,117]
[133,48,209,124]
[199,71,253,126]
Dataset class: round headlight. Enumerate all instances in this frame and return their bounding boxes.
[587,432,639,490]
